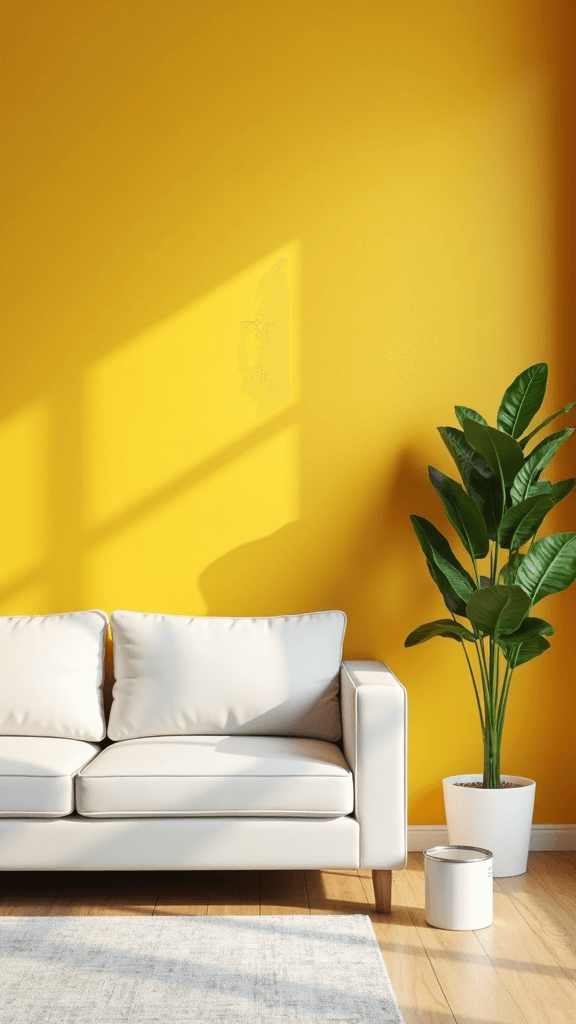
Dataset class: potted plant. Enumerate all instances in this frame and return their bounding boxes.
[405,363,576,876]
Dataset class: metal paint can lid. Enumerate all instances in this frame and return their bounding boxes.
[424,845,492,863]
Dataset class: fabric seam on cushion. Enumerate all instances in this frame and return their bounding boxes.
[75,809,352,817]
[77,772,352,779]
[0,773,82,778]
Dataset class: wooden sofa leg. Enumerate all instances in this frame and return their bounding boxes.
[372,869,392,913]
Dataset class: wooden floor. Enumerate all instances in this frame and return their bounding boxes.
[1,852,575,1023]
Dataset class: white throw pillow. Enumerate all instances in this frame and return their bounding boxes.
[108,610,346,741]
[0,611,108,741]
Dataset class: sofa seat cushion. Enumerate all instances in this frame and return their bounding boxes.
[75,735,354,817]
[0,736,102,817]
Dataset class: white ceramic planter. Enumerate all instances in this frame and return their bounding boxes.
[443,774,536,877]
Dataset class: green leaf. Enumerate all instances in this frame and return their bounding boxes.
[498,495,554,549]
[428,466,489,559]
[510,429,574,504]
[497,616,555,645]
[519,402,576,449]
[516,532,576,605]
[466,584,531,638]
[498,617,553,666]
[438,426,484,478]
[455,406,487,429]
[500,551,524,585]
[464,420,525,488]
[410,515,475,604]
[550,478,576,505]
[526,481,553,498]
[497,363,548,438]
[527,479,576,505]
[405,619,476,647]
[426,561,467,616]
[438,426,503,539]
[502,634,551,666]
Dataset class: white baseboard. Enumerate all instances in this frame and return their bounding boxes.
[408,824,576,852]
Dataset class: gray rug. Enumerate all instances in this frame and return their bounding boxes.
[0,914,404,1024]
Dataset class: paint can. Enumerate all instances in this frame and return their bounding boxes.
[424,845,493,930]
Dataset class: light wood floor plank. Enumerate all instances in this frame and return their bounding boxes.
[496,864,576,973]
[7,871,159,917]
[0,873,42,916]
[305,869,370,915]
[260,870,309,915]
[395,854,529,1024]
[474,885,576,1022]
[527,852,576,914]
[205,869,260,915]
[359,869,457,1024]
[154,871,210,916]
[551,851,576,871]
[67,871,160,916]
[6,873,77,917]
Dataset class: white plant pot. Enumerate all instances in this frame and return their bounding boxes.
[443,774,536,877]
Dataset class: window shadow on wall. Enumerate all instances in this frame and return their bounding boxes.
[199,446,442,665]
[0,247,300,620]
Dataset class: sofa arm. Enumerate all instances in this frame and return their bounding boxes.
[340,660,407,870]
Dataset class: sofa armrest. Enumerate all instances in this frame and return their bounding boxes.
[340,660,407,869]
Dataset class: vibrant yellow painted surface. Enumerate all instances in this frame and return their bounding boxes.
[1,1,575,822]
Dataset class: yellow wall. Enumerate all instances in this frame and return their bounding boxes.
[1,0,575,823]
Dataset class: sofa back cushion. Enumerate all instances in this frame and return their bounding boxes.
[107,610,346,741]
[0,611,108,741]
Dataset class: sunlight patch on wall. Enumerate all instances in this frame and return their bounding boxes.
[0,401,48,610]
[84,422,299,614]
[83,240,300,532]
[238,256,292,415]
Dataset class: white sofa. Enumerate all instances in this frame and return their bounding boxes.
[0,609,407,912]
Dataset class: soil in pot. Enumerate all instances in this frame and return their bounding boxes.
[455,781,521,789]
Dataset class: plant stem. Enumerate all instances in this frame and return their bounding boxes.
[493,653,517,784]
[496,660,513,732]
[480,539,502,787]
[474,633,491,745]
[492,643,502,783]
[492,542,499,587]
[496,649,519,738]
[451,611,485,733]
[473,626,485,684]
